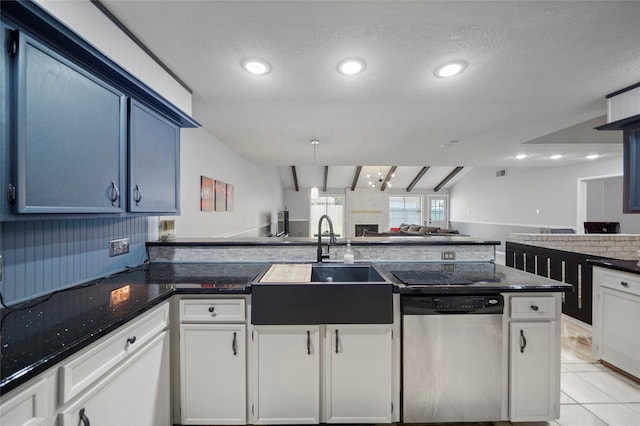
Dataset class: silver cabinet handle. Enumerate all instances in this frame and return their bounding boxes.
[134,184,143,205]
[109,181,120,205]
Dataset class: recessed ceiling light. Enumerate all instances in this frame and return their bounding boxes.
[550,154,563,160]
[242,59,271,75]
[586,154,599,160]
[337,58,366,75]
[516,154,528,160]
[434,61,467,78]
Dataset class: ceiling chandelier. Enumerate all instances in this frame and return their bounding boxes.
[367,167,395,188]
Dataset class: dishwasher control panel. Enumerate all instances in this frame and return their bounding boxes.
[402,294,504,315]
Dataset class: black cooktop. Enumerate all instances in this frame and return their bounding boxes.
[392,270,474,285]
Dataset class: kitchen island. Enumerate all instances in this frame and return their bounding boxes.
[1,239,571,425]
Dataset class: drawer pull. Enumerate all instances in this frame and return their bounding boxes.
[307,330,311,355]
[519,329,527,353]
[621,281,629,288]
[208,306,217,316]
[335,329,340,354]
[79,408,91,426]
[232,332,238,356]
[126,336,137,345]
[530,305,539,312]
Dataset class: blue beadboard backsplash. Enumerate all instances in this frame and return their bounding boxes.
[1,217,148,306]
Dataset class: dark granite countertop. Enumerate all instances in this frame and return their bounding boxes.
[147,236,501,246]
[374,262,573,294]
[587,258,640,275]
[0,262,269,395]
[1,259,566,395]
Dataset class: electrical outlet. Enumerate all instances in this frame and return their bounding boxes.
[441,251,456,260]
[109,238,130,257]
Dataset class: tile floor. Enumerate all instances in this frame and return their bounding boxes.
[397,319,640,426]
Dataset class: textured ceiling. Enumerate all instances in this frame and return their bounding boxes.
[101,0,640,190]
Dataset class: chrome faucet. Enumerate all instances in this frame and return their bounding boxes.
[317,214,338,262]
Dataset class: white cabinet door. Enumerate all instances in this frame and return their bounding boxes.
[509,321,556,422]
[599,288,640,378]
[252,326,320,425]
[59,331,170,426]
[0,377,50,426]
[324,325,393,423]
[180,323,246,425]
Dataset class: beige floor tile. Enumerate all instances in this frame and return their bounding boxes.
[561,391,578,404]
[561,372,618,404]
[563,362,608,373]
[575,372,640,403]
[583,403,640,426]
[556,404,607,426]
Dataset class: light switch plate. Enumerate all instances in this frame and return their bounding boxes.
[109,238,130,257]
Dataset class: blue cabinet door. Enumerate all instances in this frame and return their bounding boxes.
[128,100,180,213]
[623,124,640,213]
[13,32,126,213]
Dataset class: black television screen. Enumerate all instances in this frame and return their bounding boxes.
[277,210,289,236]
[584,222,621,234]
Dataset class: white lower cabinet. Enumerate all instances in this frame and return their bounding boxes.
[324,325,393,423]
[0,376,52,426]
[507,294,560,423]
[58,330,170,425]
[509,321,556,422]
[592,267,640,379]
[250,324,393,425]
[180,323,246,424]
[251,326,321,425]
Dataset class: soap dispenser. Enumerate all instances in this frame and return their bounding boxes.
[344,240,354,264]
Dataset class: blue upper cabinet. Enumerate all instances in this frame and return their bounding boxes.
[623,124,640,213]
[12,31,127,214]
[129,100,180,213]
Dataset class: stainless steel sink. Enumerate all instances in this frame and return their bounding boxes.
[251,263,393,325]
[310,264,388,283]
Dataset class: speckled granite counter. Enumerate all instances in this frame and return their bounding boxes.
[1,259,570,396]
[0,262,269,395]
[587,258,640,275]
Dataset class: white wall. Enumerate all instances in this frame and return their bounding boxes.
[586,176,640,233]
[173,128,283,238]
[449,156,629,244]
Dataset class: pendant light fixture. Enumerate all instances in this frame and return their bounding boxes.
[310,140,320,199]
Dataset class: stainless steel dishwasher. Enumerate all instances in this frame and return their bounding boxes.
[402,294,505,423]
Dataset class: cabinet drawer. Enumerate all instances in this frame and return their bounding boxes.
[0,377,49,426]
[59,302,169,404]
[510,296,556,319]
[180,299,245,323]
[599,269,640,297]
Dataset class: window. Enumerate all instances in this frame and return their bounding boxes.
[310,195,344,237]
[389,196,422,227]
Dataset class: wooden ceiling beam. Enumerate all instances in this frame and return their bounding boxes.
[291,166,299,191]
[380,166,397,191]
[350,166,362,191]
[406,166,430,192]
[434,166,464,192]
